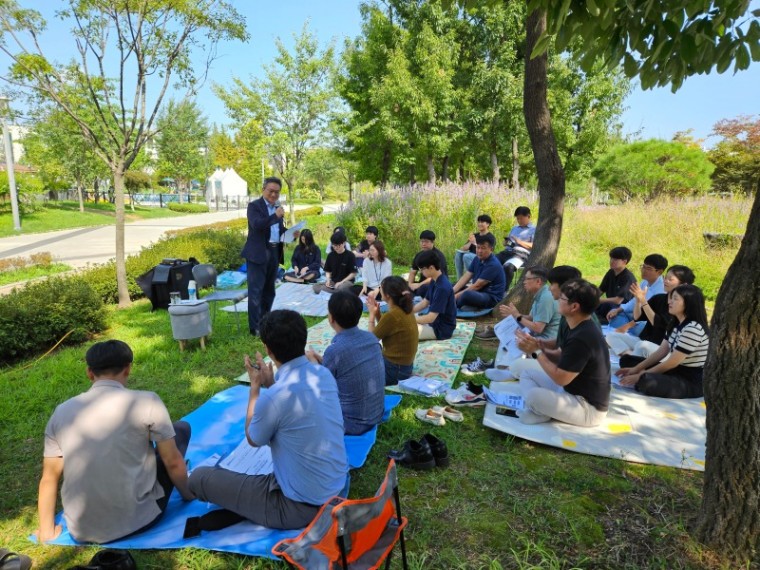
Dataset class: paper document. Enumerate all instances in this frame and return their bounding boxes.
[494,316,519,345]
[397,376,448,396]
[281,221,307,244]
[483,387,525,410]
[217,439,274,475]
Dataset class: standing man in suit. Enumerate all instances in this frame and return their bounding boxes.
[241,177,287,336]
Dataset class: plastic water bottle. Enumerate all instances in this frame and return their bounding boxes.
[188,280,197,301]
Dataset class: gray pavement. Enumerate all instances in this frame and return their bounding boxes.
[0,202,344,295]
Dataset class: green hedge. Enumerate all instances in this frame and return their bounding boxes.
[0,277,107,363]
[297,206,323,217]
[167,202,209,213]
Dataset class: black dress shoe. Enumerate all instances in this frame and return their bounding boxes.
[79,549,136,570]
[421,433,450,468]
[388,439,436,470]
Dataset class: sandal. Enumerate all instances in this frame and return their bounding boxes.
[431,405,464,422]
[415,408,446,426]
[0,549,32,570]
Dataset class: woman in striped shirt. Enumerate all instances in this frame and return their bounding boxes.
[616,284,709,398]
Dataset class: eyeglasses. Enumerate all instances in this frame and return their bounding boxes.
[524,276,540,281]
[559,296,570,302]
[640,264,656,271]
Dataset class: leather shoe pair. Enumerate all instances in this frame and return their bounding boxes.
[388,433,449,470]
[69,549,136,570]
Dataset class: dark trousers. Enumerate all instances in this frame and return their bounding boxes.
[620,355,704,399]
[247,246,280,334]
[384,357,413,386]
[124,421,192,538]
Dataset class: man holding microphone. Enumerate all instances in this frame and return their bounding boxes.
[241,177,289,336]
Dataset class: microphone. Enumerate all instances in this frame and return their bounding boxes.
[274,200,282,209]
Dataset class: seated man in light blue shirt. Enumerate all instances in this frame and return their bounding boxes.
[189,310,348,530]
[606,253,668,336]
[496,206,536,291]
[307,291,385,435]
[499,265,560,340]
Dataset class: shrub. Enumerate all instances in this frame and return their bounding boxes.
[167,202,209,213]
[0,276,107,363]
[296,206,323,217]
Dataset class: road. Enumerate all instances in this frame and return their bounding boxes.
[0,202,343,294]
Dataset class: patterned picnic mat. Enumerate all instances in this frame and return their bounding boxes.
[222,282,330,317]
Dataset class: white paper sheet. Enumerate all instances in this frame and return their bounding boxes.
[217,439,274,475]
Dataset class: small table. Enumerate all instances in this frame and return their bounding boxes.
[168,300,211,351]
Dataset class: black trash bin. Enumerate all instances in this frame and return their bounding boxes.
[137,259,195,311]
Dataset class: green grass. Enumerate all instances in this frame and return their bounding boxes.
[0,196,750,569]
[0,263,72,286]
[0,201,192,237]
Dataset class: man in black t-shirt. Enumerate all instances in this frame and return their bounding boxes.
[516,279,611,427]
[596,246,637,323]
[408,230,449,298]
[312,233,357,294]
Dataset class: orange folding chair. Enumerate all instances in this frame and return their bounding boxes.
[273,459,409,569]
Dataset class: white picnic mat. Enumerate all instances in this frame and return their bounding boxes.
[483,381,706,471]
[222,282,330,317]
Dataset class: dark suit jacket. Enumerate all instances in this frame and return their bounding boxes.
[240,197,286,264]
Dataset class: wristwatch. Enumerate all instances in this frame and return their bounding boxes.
[531,349,543,359]
[516,315,523,323]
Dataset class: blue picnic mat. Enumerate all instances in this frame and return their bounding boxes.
[37,386,402,558]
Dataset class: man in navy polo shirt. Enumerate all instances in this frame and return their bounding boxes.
[413,249,457,340]
[452,234,506,310]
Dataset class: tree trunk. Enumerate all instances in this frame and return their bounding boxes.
[696,189,760,560]
[442,155,450,182]
[285,177,296,226]
[76,178,84,213]
[409,163,416,186]
[427,155,436,185]
[381,146,391,190]
[491,147,500,183]
[94,178,100,203]
[112,167,131,307]
[512,136,520,191]
[502,7,565,314]
[459,161,465,182]
[348,172,354,203]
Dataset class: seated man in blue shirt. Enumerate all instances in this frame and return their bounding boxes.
[451,233,506,310]
[496,206,536,291]
[500,265,561,340]
[606,253,668,335]
[306,291,385,435]
[413,249,457,341]
[189,310,348,530]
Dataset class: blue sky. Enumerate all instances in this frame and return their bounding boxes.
[7,0,760,147]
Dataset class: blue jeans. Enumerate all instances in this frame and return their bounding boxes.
[384,357,413,386]
[454,250,476,279]
[456,289,495,309]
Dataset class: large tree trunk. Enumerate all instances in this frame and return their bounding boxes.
[427,154,436,184]
[113,167,131,307]
[512,136,520,190]
[697,189,760,560]
[76,178,84,213]
[503,7,565,314]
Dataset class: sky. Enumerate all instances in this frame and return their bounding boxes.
[4,0,759,147]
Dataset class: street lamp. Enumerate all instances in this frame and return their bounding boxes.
[0,96,21,231]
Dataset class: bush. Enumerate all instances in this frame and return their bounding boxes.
[296,206,323,217]
[0,276,107,363]
[167,202,209,213]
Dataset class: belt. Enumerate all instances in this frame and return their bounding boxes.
[267,242,280,248]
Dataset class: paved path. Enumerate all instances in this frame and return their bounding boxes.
[0,202,343,295]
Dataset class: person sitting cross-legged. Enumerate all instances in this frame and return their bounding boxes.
[595,246,637,323]
[353,225,378,269]
[36,340,193,544]
[413,249,457,341]
[606,253,668,335]
[367,276,420,386]
[283,228,321,283]
[454,214,493,280]
[313,232,357,294]
[496,206,535,291]
[616,284,709,399]
[499,265,560,341]
[307,291,385,434]
[189,310,348,530]
[516,279,611,427]
[451,233,506,311]
[353,240,392,300]
[408,229,449,298]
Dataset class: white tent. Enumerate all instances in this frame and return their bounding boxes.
[206,167,248,208]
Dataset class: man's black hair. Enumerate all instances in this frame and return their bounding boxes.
[475,233,495,248]
[86,340,134,376]
[262,176,282,189]
[561,279,601,315]
[547,265,582,286]
[416,249,441,270]
[259,310,307,363]
[330,232,347,245]
[419,230,436,241]
[609,246,632,263]
[644,253,668,271]
[525,265,549,283]
[514,206,531,217]
[365,225,379,236]
[328,291,363,329]
[477,214,492,225]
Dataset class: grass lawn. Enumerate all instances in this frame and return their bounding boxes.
[0,263,72,286]
[0,300,728,569]
[0,201,191,237]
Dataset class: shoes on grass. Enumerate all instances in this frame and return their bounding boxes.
[445,384,487,407]
[415,408,446,426]
[461,357,494,376]
[389,434,449,469]
[431,405,464,422]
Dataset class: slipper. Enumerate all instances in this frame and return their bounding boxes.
[415,408,446,426]
[0,549,32,570]
[431,405,464,422]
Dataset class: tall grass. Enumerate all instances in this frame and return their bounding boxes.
[337,185,751,301]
